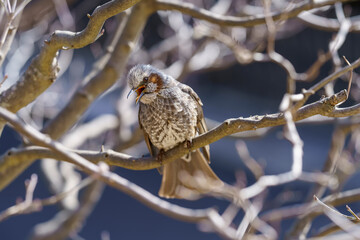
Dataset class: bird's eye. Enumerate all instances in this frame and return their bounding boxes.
[143,77,148,82]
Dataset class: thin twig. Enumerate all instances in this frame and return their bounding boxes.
[235,141,264,180]
[346,205,360,221]
[343,56,353,97]
[0,175,94,222]
[314,195,355,220]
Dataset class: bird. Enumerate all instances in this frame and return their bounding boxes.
[127,64,223,199]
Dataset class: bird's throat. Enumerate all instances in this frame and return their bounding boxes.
[135,85,146,103]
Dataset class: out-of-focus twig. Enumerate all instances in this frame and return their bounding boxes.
[235,141,264,180]
[0,0,32,67]
[260,188,360,223]
[298,11,360,32]
[314,195,355,220]
[0,174,94,222]
[314,195,360,239]
[0,0,142,135]
[154,0,354,27]
[195,23,332,83]
[31,179,103,240]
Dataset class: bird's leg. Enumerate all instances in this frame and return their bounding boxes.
[156,149,165,166]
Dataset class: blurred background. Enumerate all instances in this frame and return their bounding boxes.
[0,0,360,239]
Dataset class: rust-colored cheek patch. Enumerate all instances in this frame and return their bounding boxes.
[149,73,159,83]
[149,73,163,92]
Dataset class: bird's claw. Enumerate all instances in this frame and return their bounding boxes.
[184,139,193,149]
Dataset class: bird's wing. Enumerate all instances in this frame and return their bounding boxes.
[178,83,210,163]
[139,105,163,173]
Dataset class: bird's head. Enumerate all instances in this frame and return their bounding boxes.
[127,64,170,104]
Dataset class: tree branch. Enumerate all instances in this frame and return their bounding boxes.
[0,106,217,224]
[0,89,352,190]
[0,0,142,134]
[42,0,153,140]
[154,0,355,27]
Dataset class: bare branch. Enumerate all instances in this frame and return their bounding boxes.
[260,188,360,223]
[0,89,353,192]
[235,141,264,180]
[314,195,355,220]
[42,1,154,140]
[31,180,104,240]
[0,0,143,134]
[154,0,355,27]
[0,106,219,224]
[298,11,360,32]
[0,175,94,222]
[316,196,360,239]
[293,57,360,110]
[346,205,360,221]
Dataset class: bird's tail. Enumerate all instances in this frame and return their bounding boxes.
[158,149,223,199]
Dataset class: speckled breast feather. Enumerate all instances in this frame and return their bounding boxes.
[139,86,198,150]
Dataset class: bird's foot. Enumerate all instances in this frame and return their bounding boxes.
[156,149,165,165]
[184,139,193,149]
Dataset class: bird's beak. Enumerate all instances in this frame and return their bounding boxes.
[127,85,146,104]
[135,89,146,104]
[127,88,135,99]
